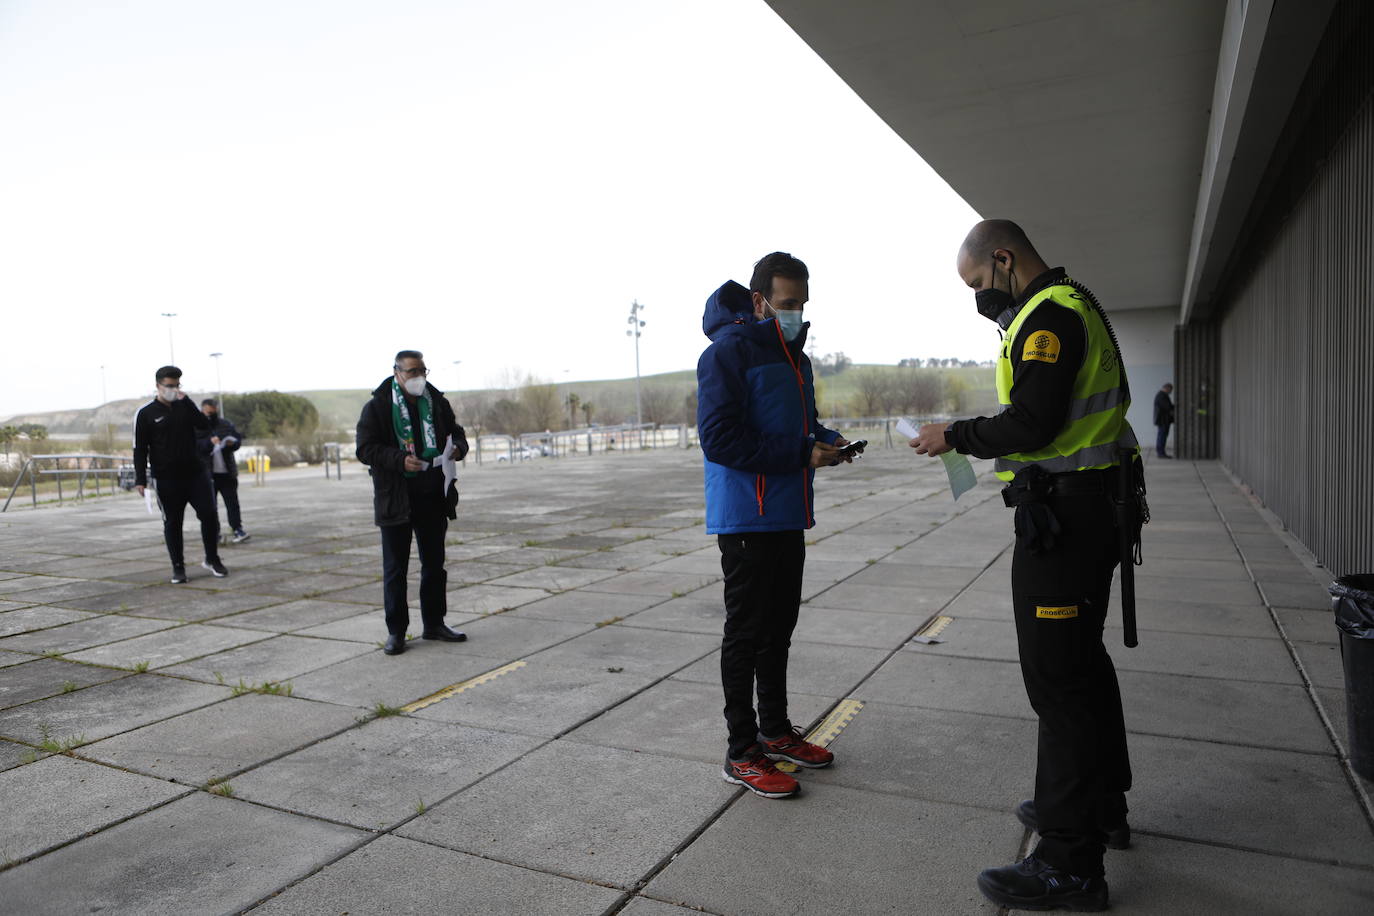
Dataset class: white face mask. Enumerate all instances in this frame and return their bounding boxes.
[402,376,427,397]
[158,385,180,402]
[761,297,805,342]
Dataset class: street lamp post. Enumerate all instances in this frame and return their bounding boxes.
[626,300,646,438]
[160,312,178,364]
[209,352,224,419]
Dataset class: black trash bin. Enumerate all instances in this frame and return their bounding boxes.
[1331,574,1374,781]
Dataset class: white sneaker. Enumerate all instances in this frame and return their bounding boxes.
[231,530,251,544]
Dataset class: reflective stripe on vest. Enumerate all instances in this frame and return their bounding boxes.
[993,281,1137,481]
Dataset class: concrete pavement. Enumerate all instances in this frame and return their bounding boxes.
[1,446,1371,914]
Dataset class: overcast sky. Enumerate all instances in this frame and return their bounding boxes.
[0,0,985,419]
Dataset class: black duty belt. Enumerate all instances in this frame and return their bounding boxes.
[1045,468,1118,494]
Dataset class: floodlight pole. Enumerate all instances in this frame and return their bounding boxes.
[160,312,178,364]
[626,300,646,433]
[210,352,224,419]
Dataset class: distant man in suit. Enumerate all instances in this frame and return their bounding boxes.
[1153,383,1175,458]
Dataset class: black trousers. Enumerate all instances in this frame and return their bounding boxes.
[156,472,220,567]
[1012,485,1132,877]
[211,473,242,531]
[718,530,805,760]
[379,510,448,636]
[1155,423,1171,456]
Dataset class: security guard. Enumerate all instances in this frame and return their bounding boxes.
[910,219,1141,911]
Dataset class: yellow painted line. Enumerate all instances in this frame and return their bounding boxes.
[401,660,527,713]
[774,698,865,773]
[916,615,954,639]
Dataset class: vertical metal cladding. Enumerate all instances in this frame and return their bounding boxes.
[1212,2,1374,575]
[1175,321,1218,460]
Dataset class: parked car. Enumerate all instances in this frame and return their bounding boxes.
[497,446,542,462]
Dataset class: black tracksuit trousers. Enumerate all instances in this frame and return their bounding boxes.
[156,472,221,568]
[1011,483,1132,878]
[718,530,805,760]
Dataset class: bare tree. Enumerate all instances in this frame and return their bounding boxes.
[850,368,889,417]
[519,376,561,431]
[639,384,684,426]
[896,368,944,416]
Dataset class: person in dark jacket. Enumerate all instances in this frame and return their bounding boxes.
[697,251,854,800]
[196,398,250,543]
[356,350,470,655]
[133,366,226,583]
[1153,383,1174,458]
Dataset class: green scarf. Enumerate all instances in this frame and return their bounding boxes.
[391,379,441,477]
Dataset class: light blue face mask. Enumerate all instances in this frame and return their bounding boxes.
[762,296,805,341]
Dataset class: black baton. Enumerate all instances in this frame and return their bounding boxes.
[1117,449,1138,648]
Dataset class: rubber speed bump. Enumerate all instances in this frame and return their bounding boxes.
[774,697,864,773]
[401,660,527,713]
[910,614,953,644]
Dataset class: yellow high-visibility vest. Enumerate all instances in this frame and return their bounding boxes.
[994,281,1138,482]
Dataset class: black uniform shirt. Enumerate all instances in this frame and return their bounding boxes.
[133,396,211,486]
[946,268,1088,460]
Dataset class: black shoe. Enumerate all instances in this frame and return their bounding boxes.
[202,559,228,578]
[170,565,187,585]
[421,624,467,642]
[383,634,406,655]
[977,855,1108,911]
[1017,799,1131,850]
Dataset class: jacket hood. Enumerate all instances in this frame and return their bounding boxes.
[702,280,812,348]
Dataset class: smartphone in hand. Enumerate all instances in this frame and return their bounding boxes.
[835,439,867,461]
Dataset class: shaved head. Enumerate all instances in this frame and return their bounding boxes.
[958,219,1039,264]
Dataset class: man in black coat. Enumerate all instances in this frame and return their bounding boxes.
[133,366,226,584]
[196,398,250,543]
[1153,383,1175,458]
[356,350,470,655]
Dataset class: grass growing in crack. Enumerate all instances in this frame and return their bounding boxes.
[230,679,294,697]
[372,702,403,718]
[40,650,62,659]
[866,559,877,565]
[598,545,614,552]
[208,782,236,797]
[20,749,39,764]
[670,589,686,598]
[130,660,151,673]
[60,681,78,693]
[37,723,86,755]
[301,589,324,599]
[414,797,427,815]
[521,539,541,548]
[595,616,623,628]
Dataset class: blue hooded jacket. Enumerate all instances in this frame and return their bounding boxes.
[696,280,840,534]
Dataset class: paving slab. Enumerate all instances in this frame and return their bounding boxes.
[903,614,1020,662]
[0,578,127,604]
[859,652,1035,720]
[582,569,720,598]
[287,645,511,709]
[0,736,38,770]
[160,633,376,685]
[0,792,365,915]
[207,596,378,632]
[482,564,622,592]
[0,649,32,669]
[233,713,540,829]
[805,580,958,616]
[646,783,1011,915]
[55,585,284,620]
[251,834,622,916]
[441,613,593,661]
[531,623,719,677]
[292,609,392,643]
[0,605,98,637]
[446,583,551,615]
[1103,833,1374,915]
[1129,731,1374,866]
[1288,639,1345,690]
[1103,628,1304,685]
[0,754,189,865]
[0,673,231,746]
[81,692,365,785]
[0,613,176,655]
[63,623,271,670]
[507,589,666,624]
[619,898,707,916]
[673,642,891,700]
[1274,605,1338,645]
[399,742,735,889]
[847,560,986,590]
[615,596,724,635]
[0,657,129,710]
[408,656,659,737]
[564,677,838,764]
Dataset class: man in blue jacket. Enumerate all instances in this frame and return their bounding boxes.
[697,251,853,799]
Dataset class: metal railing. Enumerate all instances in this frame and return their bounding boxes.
[323,443,344,479]
[2,454,136,511]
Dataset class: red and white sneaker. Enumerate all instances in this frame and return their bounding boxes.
[722,751,800,798]
[759,726,834,768]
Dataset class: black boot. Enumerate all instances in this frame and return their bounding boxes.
[977,856,1108,911]
[421,623,467,642]
[383,634,406,655]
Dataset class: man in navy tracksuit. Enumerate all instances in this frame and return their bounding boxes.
[697,251,854,799]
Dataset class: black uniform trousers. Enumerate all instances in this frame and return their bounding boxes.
[156,472,221,568]
[212,473,242,532]
[718,530,805,760]
[1011,480,1132,878]
[379,503,448,637]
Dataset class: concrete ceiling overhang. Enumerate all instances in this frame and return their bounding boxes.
[765,0,1230,313]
